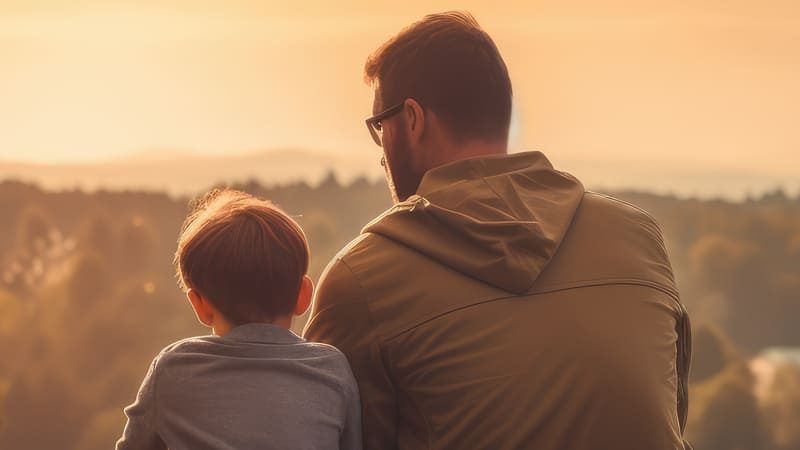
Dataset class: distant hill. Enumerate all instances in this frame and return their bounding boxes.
[0,149,384,196]
[0,148,797,200]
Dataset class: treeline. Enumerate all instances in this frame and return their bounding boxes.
[0,177,798,450]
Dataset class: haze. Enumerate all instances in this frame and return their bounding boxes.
[1,1,798,197]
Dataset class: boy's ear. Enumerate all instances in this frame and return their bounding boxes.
[293,275,314,316]
[187,289,214,328]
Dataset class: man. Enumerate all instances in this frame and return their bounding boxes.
[304,11,692,450]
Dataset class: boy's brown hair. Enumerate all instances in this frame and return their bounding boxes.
[174,189,309,325]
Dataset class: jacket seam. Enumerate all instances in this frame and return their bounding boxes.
[384,277,681,342]
[533,277,680,301]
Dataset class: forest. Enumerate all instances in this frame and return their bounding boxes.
[0,175,799,450]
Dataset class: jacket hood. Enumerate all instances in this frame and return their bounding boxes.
[364,151,584,294]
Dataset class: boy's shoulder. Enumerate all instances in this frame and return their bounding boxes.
[158,334,219,356]
[154,334,350,368]
[299,340,356,375]
[303,340,345,355]
[142,333,359,418]
[304,341,359,395]
[147,335,229,370]
[149,332,354,381]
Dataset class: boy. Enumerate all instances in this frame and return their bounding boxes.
[116,189,361,450]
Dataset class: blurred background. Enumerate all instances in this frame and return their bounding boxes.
[1,1,798,449]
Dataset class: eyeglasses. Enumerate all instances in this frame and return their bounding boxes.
[365,102,404,147]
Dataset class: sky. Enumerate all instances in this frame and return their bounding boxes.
[1,1,798,195]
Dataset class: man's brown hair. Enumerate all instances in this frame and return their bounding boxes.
[174,189,309,325]
[365,11,512,142]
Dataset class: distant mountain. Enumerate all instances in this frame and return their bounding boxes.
[0,149,385,196]
[0,148,795,200]
[559,156,799,202]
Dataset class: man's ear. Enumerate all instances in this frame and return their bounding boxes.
[293,275,314,316]
[404,98,425,143]
[187,289,214,328]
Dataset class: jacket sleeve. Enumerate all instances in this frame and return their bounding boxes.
[651,217,693,450]
[116,356,167,450]
[303,258,398,450]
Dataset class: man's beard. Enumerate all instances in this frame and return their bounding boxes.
[384,128,423,204]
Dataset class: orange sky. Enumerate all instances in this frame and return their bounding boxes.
[1,1,798,191]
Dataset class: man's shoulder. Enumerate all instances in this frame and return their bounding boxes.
[320,230,403,293]
[310,253,368,316]
[334,230,393,264]
[303,232,397,337]
[582,191,662,226]
[543,190,678,297]
[577,191,666,242]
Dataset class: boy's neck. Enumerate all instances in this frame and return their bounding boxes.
[213,315,294,337]
[212,321,233,336]
[269,315,294,330]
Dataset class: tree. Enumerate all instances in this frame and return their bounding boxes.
[116,215,158,275]
[690,324,735,383]
[688,363,772,450]
[16,206,54,252]
[68,252,112,308]
[762,365,800,450]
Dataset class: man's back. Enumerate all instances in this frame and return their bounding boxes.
[304,151,691,450]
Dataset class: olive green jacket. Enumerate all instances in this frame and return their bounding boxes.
[304,151,691,450]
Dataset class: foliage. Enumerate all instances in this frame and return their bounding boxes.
[0,179,798,450]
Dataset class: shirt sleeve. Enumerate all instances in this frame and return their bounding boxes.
[340,373,364,450]
[116,355,167,450]
[304,258,398,450]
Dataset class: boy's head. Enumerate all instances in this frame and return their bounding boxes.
[174,189,311,333]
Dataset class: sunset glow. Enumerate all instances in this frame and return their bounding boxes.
[1,1,798,194]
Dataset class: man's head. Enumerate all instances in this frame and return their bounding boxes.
[364,11,512,202]
[174,189,312,334]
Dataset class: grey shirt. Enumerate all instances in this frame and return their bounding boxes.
[116,323,362,450]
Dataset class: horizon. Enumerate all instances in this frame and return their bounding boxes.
[0,146,797,202]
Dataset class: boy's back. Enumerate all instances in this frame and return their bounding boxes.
[117,323,361,450]
[116,189,362,450]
